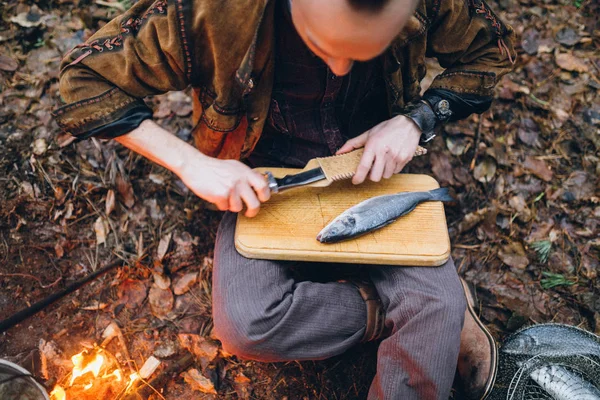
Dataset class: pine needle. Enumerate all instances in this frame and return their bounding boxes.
[531,240,552,264]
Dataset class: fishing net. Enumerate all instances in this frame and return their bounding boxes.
[488,324,600,400]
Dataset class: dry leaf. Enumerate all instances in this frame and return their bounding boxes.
[458,208,487,233]
[116,173,135,208]
[555,52,588,73]
[54,243,64,258]
[173,272,198,295]
[431,152,455,185]
[182,368,217,395]
[157,232,172,261]
[148,286,174,319]
[498,242,529,269]
[32,138,47,155]
[234,372,252,400]
[473,157,497,183]
[178,333,219,368]
[0,54,18,72]
[81,301,108,311]
[524,156,553,182]
[94,216,109,245]
[105,189,116,216]
[153,272,171,290]
[117,279,148,309]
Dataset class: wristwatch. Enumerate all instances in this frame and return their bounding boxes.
[401,97,453,144]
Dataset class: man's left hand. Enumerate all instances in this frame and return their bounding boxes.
[335,115,421,185]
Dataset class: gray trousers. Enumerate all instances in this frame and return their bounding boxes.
[212,212,466,399]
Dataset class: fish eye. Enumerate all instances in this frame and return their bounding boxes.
[330,228,338,235]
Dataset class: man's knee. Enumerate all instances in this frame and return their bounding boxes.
[213,296,285,362]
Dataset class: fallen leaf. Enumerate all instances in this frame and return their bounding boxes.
[32,138,47,156]
[116,173,135,208]
[148,286,174,319]
[178,333,219,368]
[153,272,171,290]
[458,208,487,233]
[445,136,470,156]
[431,153,455,185]
[157,232,172,261]
[81,301,108,311]
[117,279,148,309]
[518,118,541,147]
[498,242,529,269]
[555,27,580,47]
[234,372,252,400]
[94,216,109,245]
[0,54,18,72]
[10,11,44,28]
[182,368,217,395]
[167,91,193,117]
[54,243,64,258]
[524,156,553,182]
[173,272,198,295]
[562,171,596,201]
[555,52,588,73]
[473,156,496,183]
[521,29,540,55]
[105,189,116,216]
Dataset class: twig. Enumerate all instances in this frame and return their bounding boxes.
[122,354,194,400]
[470,113,485,171]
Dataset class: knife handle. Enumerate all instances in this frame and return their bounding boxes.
[264,172,280,193]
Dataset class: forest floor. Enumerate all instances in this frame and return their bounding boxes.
[0,0,598,398]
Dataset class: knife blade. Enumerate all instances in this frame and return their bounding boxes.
[265,167,326,193]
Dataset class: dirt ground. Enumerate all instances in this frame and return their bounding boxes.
[0,0,598,398]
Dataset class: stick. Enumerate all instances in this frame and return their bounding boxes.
[0,260,122,333]
[122,354,194,400]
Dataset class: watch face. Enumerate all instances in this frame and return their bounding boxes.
[435,100,452,121]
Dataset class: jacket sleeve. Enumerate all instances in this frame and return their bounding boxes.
[422,0,517,120]
[52,0,194,140]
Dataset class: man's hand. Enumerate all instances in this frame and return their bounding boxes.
[115,119,270,218]
[336,115,422,185]
[178,157,270,218]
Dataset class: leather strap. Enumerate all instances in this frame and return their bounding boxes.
[345,278,386,342]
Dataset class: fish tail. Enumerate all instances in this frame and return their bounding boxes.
[428,187,453,202]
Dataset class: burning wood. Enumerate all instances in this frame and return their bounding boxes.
[48,347,141,400]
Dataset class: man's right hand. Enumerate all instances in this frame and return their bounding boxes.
[178,157,271,218]
[115,119,270,218]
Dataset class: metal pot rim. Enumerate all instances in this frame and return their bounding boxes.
[0,358,50,400]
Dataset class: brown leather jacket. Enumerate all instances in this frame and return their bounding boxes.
[52,0,516,160]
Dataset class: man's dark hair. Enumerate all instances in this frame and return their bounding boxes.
[346,0,390,13]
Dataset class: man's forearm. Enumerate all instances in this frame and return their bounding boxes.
[114,119,205,176]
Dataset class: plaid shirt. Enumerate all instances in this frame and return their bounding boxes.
[248,0,388,168]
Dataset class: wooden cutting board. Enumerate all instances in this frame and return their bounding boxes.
[235,171,451,266]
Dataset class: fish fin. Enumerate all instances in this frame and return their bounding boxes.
[428,187,453,202]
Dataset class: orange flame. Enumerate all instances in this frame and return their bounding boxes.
[50,386,66,400]
[50,347,138,399]
[69,351,105,386]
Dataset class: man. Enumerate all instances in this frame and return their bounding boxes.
[52,0,515,398]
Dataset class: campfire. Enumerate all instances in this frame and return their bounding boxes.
[49,346,139,400]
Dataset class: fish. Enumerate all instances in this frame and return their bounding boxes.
[501,324,600,359]
[529,364,600,400]
[316,187,453,243]
[493,324,600,400]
